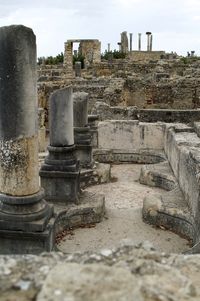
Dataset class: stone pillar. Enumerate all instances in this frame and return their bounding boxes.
[146,32,151,51]
[138,33,142,51]
[0,25,54,254]
[38,108,46,152]
[129,33,133,52]
[40,86,80,204]
[118,42,122,52]
[75,61,82,77]
[150,34,153,51]
[108,43,111,52]
[88,115,99,148]
[73,92,92,168]
[121,31,129,54]
[64,41,74,79]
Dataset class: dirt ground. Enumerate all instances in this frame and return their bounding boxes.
[58,164,189,254]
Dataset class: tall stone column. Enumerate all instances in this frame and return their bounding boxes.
[40,86,80,204]
[138,33,142,51]
[73,92,92,168]
[129,33,133,51]
[146,32,151,51]
[64,41,74,79]
[107,43,111,52]
[150,34,153,51]
[0,25,54,254]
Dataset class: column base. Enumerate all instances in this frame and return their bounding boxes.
[0,219,55,254]
[40,170,80,204]
[74,126,93,168]
[75,144,93,168]
[0,189,55,254]
[40,145,80,204]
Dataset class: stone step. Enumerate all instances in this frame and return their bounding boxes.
[139,161,177,191]
[143,187,196,243]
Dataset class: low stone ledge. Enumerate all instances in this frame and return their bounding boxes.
[53,191,105,238]
[143,188,196,246]
[139,161,177,191]
[93,148,166,164]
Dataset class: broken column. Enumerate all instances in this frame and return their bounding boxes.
[40,86,80,204]
[138,33,142,51]
[75,61,82,77]
[121,31,129,54]
[0,25,54,254]
[73,92,92,168]
[64,40,74,79]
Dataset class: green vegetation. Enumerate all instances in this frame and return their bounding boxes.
[101,50,126,60]
[180,56,200,64]
[37,52,64,65]
[37,52,85,68]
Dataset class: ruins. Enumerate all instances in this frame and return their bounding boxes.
[2,25,200,299]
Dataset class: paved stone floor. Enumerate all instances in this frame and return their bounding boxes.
[58,164,189,254]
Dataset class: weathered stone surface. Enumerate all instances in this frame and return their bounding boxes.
[93,148,166,164]
[98,121,165,150]
[140,161,177,191]
[0,243,200,301]
[49,86,74,146]
[38,263,142,301]
[92,162,111,184]
[54,191,105,234]
[143,188,195,242]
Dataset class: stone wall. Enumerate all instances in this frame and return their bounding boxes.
[79,40,101,65]
[128,50,165,61]
[92,102,200,123]
[98,121,164,150]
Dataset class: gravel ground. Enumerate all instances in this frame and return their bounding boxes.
[58,164,189,254]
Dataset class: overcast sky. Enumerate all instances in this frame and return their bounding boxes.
[0,0,200,57]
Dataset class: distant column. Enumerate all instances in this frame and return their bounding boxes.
[138,33,142,51]
[64,41,74,79]
[129,33,133,51]
[150,34,153,51]
[146,32,152,51]
[108,43,111,52]
[121,31,129,54]
[75,61,82,77]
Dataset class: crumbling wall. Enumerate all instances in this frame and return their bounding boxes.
[1,243,199,301]
[128,50,165,61]
[79,40,101,65]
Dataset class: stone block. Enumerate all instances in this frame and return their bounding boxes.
[98,121,164,150]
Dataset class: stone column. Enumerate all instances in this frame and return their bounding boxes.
[0,25,54,254]
[75,61,82,77]
[40,86,80,204]
[129,33,133,52]
[38,108,46,152]
[138,33,142,51]
[73,92,92,168]
[88,115,99,148]
[108,43,111,52]
[150,34,153,51]
[64,41,74,79]
[146,32,151,51]
[121,31,129,54]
